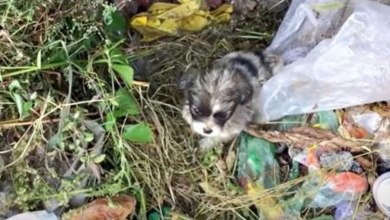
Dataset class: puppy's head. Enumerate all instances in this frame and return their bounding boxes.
[178,66,253,137]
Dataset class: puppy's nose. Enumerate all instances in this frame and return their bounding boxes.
[203,128,212,134]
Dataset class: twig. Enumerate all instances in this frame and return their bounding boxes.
[0,118,61,129]
[247,126,369,153]
[133,80,150,87]
[0,112,98,129]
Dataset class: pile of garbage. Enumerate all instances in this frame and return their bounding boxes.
[236,0,390,219]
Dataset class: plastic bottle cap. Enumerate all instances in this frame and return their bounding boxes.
[373,172,390,217]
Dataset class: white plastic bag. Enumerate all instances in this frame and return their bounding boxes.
[6,210,59,220]
[259,0,390,122]
[267,0,351,65]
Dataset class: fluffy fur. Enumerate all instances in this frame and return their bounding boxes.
[178,50,283,150]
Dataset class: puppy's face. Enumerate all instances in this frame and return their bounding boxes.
[186,90,236,137]
[178,67,253,138]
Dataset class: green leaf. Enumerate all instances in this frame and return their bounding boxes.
[22,101,32,118]
[46,50,67,64]
[110,47,128,65]
[84,132,95,142]
[11,93,24,119]
[82,34,100,51]
[8,80,22,91]
[123,123,153,143]
[105,112,116,132]
[93,154,106,164]
[114,88,139,116]
[112,64,133,87]
[37,50,42,69]
[103,10,127,34]
[69,143,76,150]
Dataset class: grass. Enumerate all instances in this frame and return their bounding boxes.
[0,0,386,219]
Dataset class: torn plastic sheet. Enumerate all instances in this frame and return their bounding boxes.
[259,0,390,122]
[6,211,59,220]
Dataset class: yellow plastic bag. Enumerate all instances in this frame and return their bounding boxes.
[154,0,203,20]
[130,12,179,42]
[130,0,233,42]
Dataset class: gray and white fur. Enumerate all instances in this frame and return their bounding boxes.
[178,50,283,150]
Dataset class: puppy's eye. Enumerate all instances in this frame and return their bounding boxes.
[214,111,230,120]
[191,106,200,115]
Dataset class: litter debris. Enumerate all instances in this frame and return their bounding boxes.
[289,144,368,208]
[319,151,353,171]
[335,201,385,220]
[333,200,373,220]
[6,210,59,220]
[62,195,136,220]
[147,206,192,220]
[259,0,390,123]
[147,206,171,220]
[336,105,387,140]
[236,133,301,219]
[373,117,390,164]
[129,0,233,41]
[242,102,375,218]
[236,131,369,218]
[373,172,390,218]
[276,111,339,132]
[334,201,358,220]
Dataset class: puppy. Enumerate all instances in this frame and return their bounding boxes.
[178,50,283,151]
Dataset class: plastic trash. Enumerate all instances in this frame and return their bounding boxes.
[62,195,136,220]
[337,106,384,140]
[6,210,59,220]
[319,151,354,172]
[129,0,233,42]
[266,0,350,65]
[373,172,390,218]
[288,145,368,208]
[236,133,301,219]
[276,110,339,132]
[338,106,384,138]
[344,107,382,135]
[334,200,369,220]
[259,0,390,123]
[148,206,171,220]
[335,201,386,220]
[372,117,390,164]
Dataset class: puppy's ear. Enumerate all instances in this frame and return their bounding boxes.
[177,67,198,90]
[235,86,254,105]
[254,50,284,74]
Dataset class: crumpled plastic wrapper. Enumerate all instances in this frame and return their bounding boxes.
[289,145,368,208]
[6,210,59,220]
[259,0,390,122]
